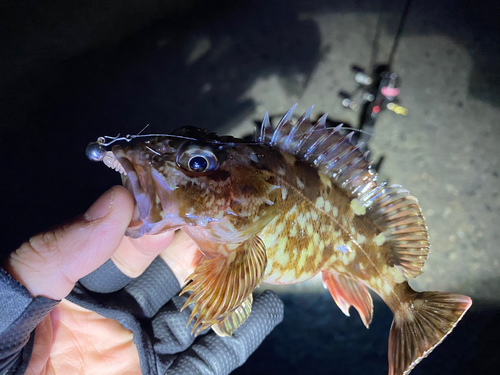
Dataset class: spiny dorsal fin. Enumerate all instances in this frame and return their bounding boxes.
[255,105,430,279]
[254,105,377,196]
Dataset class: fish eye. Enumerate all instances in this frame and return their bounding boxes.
[188,156,209,172]
[176,143,219,173]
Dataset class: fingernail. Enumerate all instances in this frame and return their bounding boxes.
[84,189,114,221]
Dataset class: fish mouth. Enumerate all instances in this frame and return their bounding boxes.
[111,145,180,238]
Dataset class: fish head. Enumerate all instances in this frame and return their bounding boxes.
[110,127,279,240]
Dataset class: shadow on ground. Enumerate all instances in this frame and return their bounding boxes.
[1,0,323,255]
[234,292,500,375]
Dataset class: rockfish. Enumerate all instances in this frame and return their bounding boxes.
[87,105,472,375]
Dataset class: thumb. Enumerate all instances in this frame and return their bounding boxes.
[3,186,134,300]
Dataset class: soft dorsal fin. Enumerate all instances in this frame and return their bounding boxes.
[255,105,430,278]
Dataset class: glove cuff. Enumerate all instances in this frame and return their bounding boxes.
[0,267,59,374]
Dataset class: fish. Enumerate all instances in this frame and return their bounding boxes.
[89,105,472,375]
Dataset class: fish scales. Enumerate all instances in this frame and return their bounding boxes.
[91,106,472,375]
[257,148,385,288]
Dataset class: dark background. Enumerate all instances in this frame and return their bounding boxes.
[1,0,499,374]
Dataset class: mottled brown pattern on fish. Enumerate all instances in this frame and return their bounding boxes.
[259,154,391,289]
[254,153,420,299]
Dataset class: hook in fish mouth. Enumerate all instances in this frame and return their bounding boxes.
[98,140,186,239]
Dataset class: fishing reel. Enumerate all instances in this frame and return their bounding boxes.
[337,64,409,173]
[339,64,408,144]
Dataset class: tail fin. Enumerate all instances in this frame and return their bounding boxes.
[388,289,472,375]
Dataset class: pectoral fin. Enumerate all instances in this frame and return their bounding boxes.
[180,236,267,335]
[212,294,253,337]
[322,270,373,328]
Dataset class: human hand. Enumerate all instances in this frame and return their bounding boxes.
[0,186,284,375]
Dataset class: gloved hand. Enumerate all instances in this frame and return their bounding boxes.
[0,186,284,375]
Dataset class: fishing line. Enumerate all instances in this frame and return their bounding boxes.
[387,0,412,67]
[96,133,203,146]
[368,0,383,71]
[368,0,412,69]
[96,125,373,148]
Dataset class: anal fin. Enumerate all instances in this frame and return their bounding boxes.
[322,271,373,328]
[212,294,253,337]
[180,236,267,335]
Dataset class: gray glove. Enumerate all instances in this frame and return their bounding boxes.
[69,257,284,375]
[0,268,59,375]
[0,258,283,375]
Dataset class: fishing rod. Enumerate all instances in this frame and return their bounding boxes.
[338,0,412,170]
[259,0,412,173]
